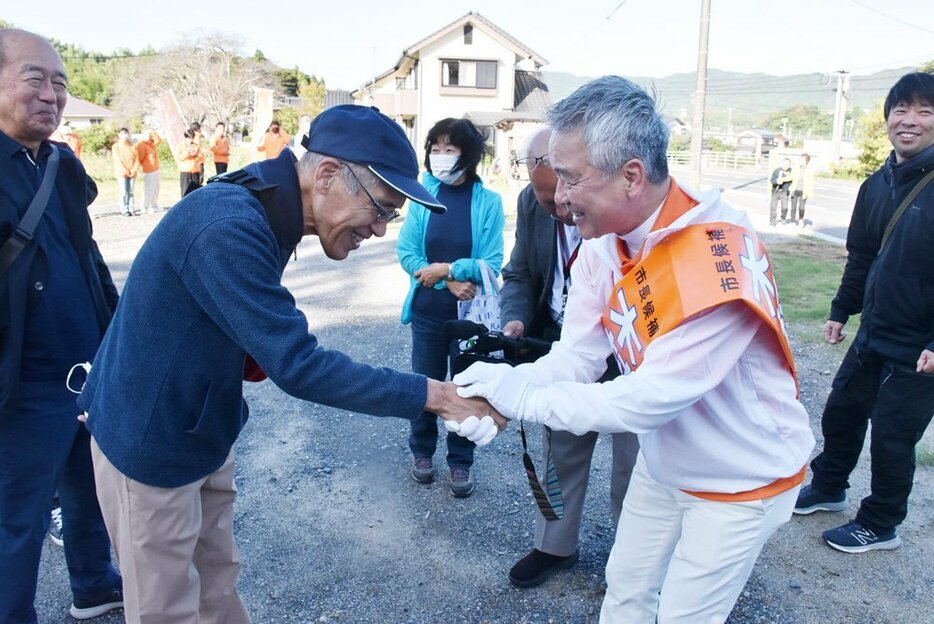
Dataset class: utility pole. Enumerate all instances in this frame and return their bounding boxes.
[831,70,850,164]
[689,0,712,190]
[726,106,734,136]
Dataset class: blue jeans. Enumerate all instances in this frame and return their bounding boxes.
[409,314,475,469]
[120,176,135,213]
[0,382,120,623]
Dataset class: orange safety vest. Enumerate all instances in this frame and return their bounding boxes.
[65,134,82,160]
[257,131,290,160]
[112,140,139,178]
[601,181,804,502]
[211,136,230,164]
[136,140,160,174]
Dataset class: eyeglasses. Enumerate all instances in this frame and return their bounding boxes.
[515,154,549,170]
[341,162,400,223]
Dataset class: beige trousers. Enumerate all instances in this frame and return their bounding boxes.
[91,438,251,624]
[600,453,798,623]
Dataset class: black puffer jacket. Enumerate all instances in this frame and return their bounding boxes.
[830,143,934,366]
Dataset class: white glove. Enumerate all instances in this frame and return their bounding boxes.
[444,415,498,446]
[453,364,544,423]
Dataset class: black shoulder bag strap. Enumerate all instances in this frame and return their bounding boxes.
[0,145,61,276]
[881,167,934,251]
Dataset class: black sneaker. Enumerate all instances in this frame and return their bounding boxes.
[449,467,474,498]
[48,506,64,547]
[70,588,124,620]
[793,484,847,515]
[509,549,579,588]
[823,520,901,554]
[411,457,434,484]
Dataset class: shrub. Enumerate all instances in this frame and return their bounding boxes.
[76,124,118,156]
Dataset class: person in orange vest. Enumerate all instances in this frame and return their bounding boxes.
[210,122,230,175]
[256,120,290,160]
[176,128,203,197]
[136,130,161,213]
[52,122,82,159]
[451,77,815,623]
[190,122,206,186]
[112,127,139,217]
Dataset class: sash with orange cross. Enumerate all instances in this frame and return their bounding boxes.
[600,221,807,501]
[601,222,797,386]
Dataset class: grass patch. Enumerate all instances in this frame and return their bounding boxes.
[768,236,861,343]
[770,238,848,323]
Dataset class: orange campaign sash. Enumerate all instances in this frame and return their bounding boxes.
[601,222,797,386]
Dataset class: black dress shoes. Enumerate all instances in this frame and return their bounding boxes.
[509,549,579,588]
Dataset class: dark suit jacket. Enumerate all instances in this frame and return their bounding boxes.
[500,184,559,340]
[0,136,118,416]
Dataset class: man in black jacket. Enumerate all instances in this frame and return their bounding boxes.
[769,157,793,226]
[0,29,122,621]
[794,72,934,553]
[500,128,638,587]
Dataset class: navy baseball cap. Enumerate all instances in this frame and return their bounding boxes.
[301,105,445,213]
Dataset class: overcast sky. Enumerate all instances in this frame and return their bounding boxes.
[5,0,933,89]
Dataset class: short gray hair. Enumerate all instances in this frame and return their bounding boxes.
[548,76,669,184]
[298,151,381,194]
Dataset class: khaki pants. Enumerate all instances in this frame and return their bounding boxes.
[534,430,639,556]
[91,438,251,624]
[142,171,160,210]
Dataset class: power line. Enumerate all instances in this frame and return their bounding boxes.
[606,0,631,20]
[847,0,934,36]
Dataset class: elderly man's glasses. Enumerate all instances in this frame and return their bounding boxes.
[515,154,549,170]
[341,163,400,223]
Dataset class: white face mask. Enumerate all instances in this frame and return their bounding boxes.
[429,153,464,185]
[66,362,91,394]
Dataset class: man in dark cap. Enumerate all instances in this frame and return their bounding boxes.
[79,105,500,622]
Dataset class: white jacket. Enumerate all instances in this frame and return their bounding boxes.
[518,183,815,494]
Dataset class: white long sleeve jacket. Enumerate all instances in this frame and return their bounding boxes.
[518,184,815,494]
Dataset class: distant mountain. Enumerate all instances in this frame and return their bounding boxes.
[543,67,915,119]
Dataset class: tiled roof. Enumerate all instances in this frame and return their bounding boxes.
[406,12,546,65]
[357,11,547,92]
[514,70,551,116]
[63,95,114,118]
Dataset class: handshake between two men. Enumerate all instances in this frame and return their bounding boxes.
[430,361,544,447]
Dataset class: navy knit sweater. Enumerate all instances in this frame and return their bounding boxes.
[79,152,427,487]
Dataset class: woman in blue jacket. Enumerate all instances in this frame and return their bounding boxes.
[397,118,504,497]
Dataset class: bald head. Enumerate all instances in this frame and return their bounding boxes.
[521,127,573,226]
[524,127,551,162]
[0,29,68,153]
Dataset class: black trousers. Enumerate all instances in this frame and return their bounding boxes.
[810,343,934,531]
[180,172,200,197]
[214,162,228,175]
[790,191,807,223]
[769,188,789,224]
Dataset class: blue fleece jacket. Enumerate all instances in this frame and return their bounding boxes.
[397,174,504,324]
[79,151,427,487]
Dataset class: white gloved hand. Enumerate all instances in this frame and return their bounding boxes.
[444,415,498,446]
[453,365,544,423]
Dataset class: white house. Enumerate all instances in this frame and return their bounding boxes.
[352,12,550,171]
[62,95,114,128]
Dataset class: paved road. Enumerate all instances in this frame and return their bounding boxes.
[668,164,862,242]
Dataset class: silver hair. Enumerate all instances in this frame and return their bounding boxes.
[298,151,380,194]
[547,76,669,184]
[518,127,551,161]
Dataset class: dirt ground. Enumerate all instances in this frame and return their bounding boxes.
[33,214,934,624]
